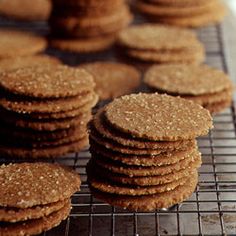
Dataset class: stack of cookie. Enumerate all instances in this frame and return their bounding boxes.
[144,64,233,114]
[87,93,213,211]
[49,0,133,53]
[0,65,97,158]
[0,162,81,235]
[117,24,205,65]
[135,0,226,28]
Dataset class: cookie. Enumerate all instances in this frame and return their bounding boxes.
[80,62,141,100]
[93,150,201,177]
[0,92,95,114]
[0,111,91,131]
[0,30,47,59]
[204,100,232,114]
[0,136,88,158]
[90,171,198,211]
[0,202,71,236]
[50,6,132,38]
[89,172,189,196]
[0,162,80,208]
[90,141,197,166]
[0,199,68,223]
[136,0,216,17]
[52,0,124,7]
[50,35,116,53]
[88,157,200,186]
[104,93,213,141]
[0,55,61,73]
[126,42,205,64]
[91,109,195,150]
[118,24,199,51]
[156,2,226,27]
[0,0,51,21]
[144,64,232,96]
[0,65,95,99]
[146,0,215,7]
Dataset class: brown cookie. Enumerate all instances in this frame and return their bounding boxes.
[0,0,51,21]
[0,92,95,114]
[0,162,80,208]
[88,157,200,186]
[0,136,88,158]
[0,30,47,59]
[89,173,189,196]
[90,171,198,211]
[0,65,95,99]
[93,150,201,177]
[156,2,226,27]
[50,35,116,53]
[52,0,124,7]
[90,141,198,166]
[144,64,233,96]
[50,6,132,38]
[0,199,68,223]
[0,55,61,73]
[0,202,71,236]
[118,24,199,51]
[0,111,91,131]
[204,100,232,114]
[146,0,215,7]
[104,93,213,141]
[91,109,196,150]
[80,62,141,100]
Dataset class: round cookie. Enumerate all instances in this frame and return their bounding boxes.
[104,93,213,141]
[89,174,189,196]
[144,64,232,95]
[80,62,141,100]
[0,92,95,114]
[0,136,88,158]
[0,55,61,73]
[0,65,95,99]
[146,0,215,7]
[93,151,201,177]
[0,162,80,208]
[50,35,116,53]
[126,42,205,64]
[92,108,196,150]
[118,24,199,51]
[88,157,200,186]
[136,0,216,17]
[90,141,198,166]
[52,0,124,7]
[0,30,47,59]
[90,172,198,211]
[204,100,232,114]
[0,203,70,236]
[0,0,51,21]
[0,199,68,223]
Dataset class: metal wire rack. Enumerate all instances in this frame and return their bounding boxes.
[0,17,236,236]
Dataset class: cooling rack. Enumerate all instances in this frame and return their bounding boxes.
[0,16,236,236]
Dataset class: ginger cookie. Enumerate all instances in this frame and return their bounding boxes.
[0,136,88,158]
[0,162,80,208]
[0,55,61,73]
[90,141,197,167]
[80,62,141,100]
[0,92,95,114]
[89,173,189,196]
[0,65,95,99]
[0,202,71,236]
[104,93,213,141]
[118,24,199,51]
[91,109,196,150]
[0,0,51,21]
[0,30,47,59]
[136,0,216,17]
[0,111,91,131]
[90,171,198,211]
[50,35,116,53]
[0,199,68,223]
[93,151,201,177]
